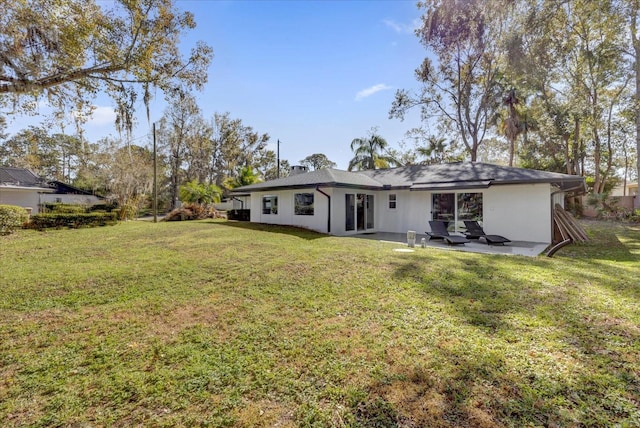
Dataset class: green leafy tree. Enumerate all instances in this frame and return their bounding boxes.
[390,0,505,161]
[156,91,203,210]
[348,130,396,171]
[0,126,83,181]
[223,166,261,189]
[0,0,212,131]
[210,112,270,187]
[179,180,222,205]
[299,153,337,171]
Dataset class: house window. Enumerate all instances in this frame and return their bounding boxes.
[457,193,483,223]
[432,192,483,231]
[388,194,397,209]
[262,195,278,215]
[294,193,314,215]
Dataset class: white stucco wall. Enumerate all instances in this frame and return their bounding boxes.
[40,194,102,206]
[374,189,430,235]
[483,183,552,243]
[247,183,555,243]
[0,187,51,214]
[249,188,330,233]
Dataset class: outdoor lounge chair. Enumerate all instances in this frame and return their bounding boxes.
[427,220,470,245]
[463,220,511,245]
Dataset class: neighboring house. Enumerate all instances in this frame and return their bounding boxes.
[610,182,638,197]
[42,180,103,206]
[233,162,587,244]
[0,167,102,214]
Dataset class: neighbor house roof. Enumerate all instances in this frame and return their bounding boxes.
[0,167,44,187]
[234,162,587,194]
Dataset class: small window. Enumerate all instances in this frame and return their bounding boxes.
[388,194,397,209]
[262,195,278,215]
[294,193,314,216]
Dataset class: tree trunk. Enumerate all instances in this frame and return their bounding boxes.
[632,4,640,203]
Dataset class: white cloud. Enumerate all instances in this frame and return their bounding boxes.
[355,84,392,101]
[72,105,117,126]
[87,105,117,126]
[383,18,420,35]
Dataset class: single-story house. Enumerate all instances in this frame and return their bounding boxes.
[232,162,587,244]
[0,167,102,214]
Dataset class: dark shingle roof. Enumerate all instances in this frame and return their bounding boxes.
[233,162,586,193]
[234,168,383,193]
[0,167,44,187]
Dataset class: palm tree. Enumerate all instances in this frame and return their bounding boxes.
[224,165,261,189]
[502,88,523,167]
[347,132,395,171]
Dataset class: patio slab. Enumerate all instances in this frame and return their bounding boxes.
[353,232,549,257]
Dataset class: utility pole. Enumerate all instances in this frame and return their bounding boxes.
[153,122,158,223]
[277,139,281,178]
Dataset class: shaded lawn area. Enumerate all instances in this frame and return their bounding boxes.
[0,220,639,427]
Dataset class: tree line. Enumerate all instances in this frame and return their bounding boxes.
[390,0,640,194]
[2,0,639,207]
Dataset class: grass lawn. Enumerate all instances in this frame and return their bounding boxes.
[1,219,639,427]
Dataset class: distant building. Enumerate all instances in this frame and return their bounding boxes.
[0,167,103,214]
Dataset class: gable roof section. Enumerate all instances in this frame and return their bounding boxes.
[233,162,586,194]
[0,167,44,187]
[233,168,384,193]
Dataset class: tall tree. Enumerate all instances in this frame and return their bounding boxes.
[348,129,395,171]
[0,0,212,130]
[627,0,640,195]
[223,166,261,190]
[299,153,337,171]
[0,126,83,181]
[156,92,203,210]
[210,112,270,186]
[390,0,505,161]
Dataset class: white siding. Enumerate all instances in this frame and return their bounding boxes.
[374,189,430,235]
[247,183,555,243]
[249,189,330,233]
[483,184,552,243]
[0,188,49,214]
[40,194,102,206]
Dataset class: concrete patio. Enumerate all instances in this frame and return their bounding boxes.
[353,232,550,257]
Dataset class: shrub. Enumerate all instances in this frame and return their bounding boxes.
[28,212,118,230]
[164,203,222,221]
[43,203,87,214]
[87,202,118,213]
[0,205,29,235]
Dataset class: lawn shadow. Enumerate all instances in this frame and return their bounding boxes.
[213,220,328,241]
[384,252,640,426]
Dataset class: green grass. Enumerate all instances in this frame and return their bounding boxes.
[1,219,639,427]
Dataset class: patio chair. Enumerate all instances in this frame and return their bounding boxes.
[463,220,511,245]
[427,220,470,245]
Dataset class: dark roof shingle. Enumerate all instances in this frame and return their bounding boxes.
[233,162,586,193]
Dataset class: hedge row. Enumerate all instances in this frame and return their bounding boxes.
[0,205,29,235]
[28,212,118,230]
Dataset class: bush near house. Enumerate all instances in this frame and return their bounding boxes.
[28,204,117,230]
[28,212,118,230]
[0,204,29,235]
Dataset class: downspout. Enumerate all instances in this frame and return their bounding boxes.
[316,186,331,234]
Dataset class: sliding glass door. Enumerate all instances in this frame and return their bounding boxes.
[432,192,483,231]
[346,193,374,232]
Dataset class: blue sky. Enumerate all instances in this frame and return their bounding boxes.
[5,0,427,170]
